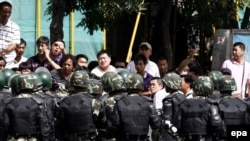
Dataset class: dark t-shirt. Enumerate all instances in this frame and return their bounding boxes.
[26,54,52,71]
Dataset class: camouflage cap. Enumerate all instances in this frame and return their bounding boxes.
[117,70,130,79]
[88,79,103,94]
[219,75,237,92]
[209,71,223,90]
[70,70,89,88]
[101,72,125,92]
[193,76,214,96]
[126,73,144,90]
[162,72,181,90]
[17,74,37,92]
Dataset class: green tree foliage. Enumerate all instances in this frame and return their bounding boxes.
[46,0,146,35]
[179,0,245,36]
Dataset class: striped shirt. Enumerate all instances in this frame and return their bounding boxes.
[0,20,20,65]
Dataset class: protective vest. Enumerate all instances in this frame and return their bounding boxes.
[6,95,46,136]
[218,98,247,125]
[59,94,96,134]
[179,98,210,135]
[162,92,185,128]
[117,95,150,135]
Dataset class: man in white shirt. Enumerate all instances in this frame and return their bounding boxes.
[6,38,27,69]
[126,42,160,77]
[179,74,194,99]
[222,42,250,99]
[91,50,116,78]
[0,1,20,65]
[149,77,169,113]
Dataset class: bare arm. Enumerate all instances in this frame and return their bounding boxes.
[176,48,196,73]
[0,43,17,56]
[45,49,61,69]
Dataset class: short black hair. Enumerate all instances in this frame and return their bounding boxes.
[36,36,49,47]
[233,42,245,51]
[150,77,164,87]
[180,74,194,88]
[75,54,88,62]
[59,54,76,67]
[97,50,111,58]
[134,54,147,64]
[20,38,26,46]
[19,62,32,71]
[51,38,65,48]
[0,1,12,10]
[0,57,6,66]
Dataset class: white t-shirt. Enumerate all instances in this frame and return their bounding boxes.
[91,65,117,78]
[153,88,169,110]
[5,56,27,69]
[126,60,160,77]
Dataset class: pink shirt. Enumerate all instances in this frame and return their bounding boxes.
[222,59,250,98]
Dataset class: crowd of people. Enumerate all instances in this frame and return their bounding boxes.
[1,1,250,141]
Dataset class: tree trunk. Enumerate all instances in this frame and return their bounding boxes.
[50,0,66,42]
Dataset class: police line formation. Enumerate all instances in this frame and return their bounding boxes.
[0,67,249,141]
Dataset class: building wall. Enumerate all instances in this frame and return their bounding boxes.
[5,0,103,62]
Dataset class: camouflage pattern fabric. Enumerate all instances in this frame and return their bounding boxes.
[126,73,143,90]
[162,72,181,90]
[70,70,89,88]
[193,76,214,97]
[218,75,237,92]
[209,71,223,90]
[88,79,103,94]
[18,74,36,91]
[101,72,125,92]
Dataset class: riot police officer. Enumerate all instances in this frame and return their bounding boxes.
[55,70,104,141]
[113,73,161,141]
[216,75,247,140]
[178,76,224,141]
[100,71,127,140]
[88,78,103,100]
[161,72,185,140]
[208,71,223,99]
[0,71,9,141]
[5,73,52,141]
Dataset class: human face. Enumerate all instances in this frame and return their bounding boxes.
[149,79,163,93]
[21,68,31,74]
[77,57,88,68]
[139,47,152,59]
[15,43,26,56]
[115,62,126,68]
[0,60,5,70]
[51,41,64,56]
[37,43,48,55]
[135,60,145,74]
[180,77,189,94]
[98,53,111,69]
[157,59,168,75]
[232,45,244,61]
[0,5,11,24]
[62,59,73,73]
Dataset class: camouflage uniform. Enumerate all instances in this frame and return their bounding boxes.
[178,76,225,141]
[5,74,52,141]
[55,70,104,141]
[100,72,127,140]
[214,75,247,140]
[88,78,103,100]
[113,73,161,141]
[208,71,223,99]
[161,72,185,141]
